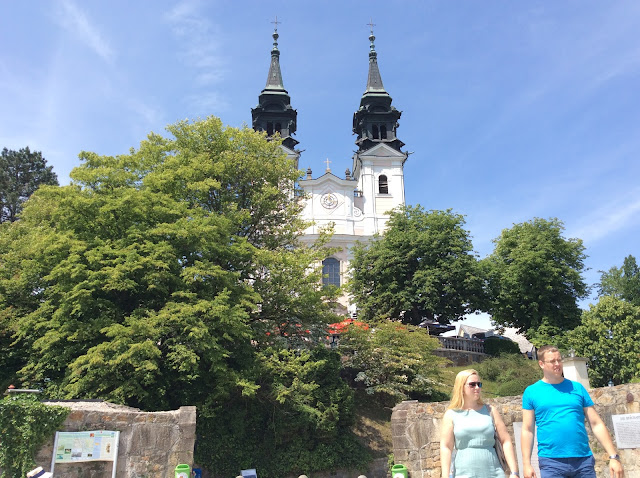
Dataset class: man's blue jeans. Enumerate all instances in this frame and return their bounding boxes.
[538,455,596,478]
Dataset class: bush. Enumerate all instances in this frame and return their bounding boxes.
[476,356,540,397]
[0,393,69,477]
[483,337,521,357]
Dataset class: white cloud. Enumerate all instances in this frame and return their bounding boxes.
[165,0,226,86]
[55,0,115,62]
[571,190,640,244]
[184,92,229,116]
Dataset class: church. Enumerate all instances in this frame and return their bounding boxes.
[251,25,409,315]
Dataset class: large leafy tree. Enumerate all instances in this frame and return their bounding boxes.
[597,255,640,306]
[348,206,484,325]
[483,217,588,344]
[0,117,337,410]
[567,296,640,387]
[197,346,368,478]
[0,147,58,223]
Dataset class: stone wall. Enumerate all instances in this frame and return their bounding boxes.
[391,383,640,478]
[31,400,196,478]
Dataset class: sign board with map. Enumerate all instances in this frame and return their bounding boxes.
[50,430,119,478]
[611,413,640,449]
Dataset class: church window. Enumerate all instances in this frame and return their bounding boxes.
[372,125,379,139]
[267,122,274,136]
[322,258,340,287]
[275,122,282,134]
[380,125,387,139]
[378,175,389,194]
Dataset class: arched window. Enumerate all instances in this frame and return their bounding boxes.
[322,258,340,287]
[378,174,388,194]
[267,122,274,136]
[372,125,379,139]
[275,123,282,134]
[380,125,387,139]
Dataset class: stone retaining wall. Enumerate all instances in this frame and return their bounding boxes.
[31,400,196,478]
[391,383,640,478]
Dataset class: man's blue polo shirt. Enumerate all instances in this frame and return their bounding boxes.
[522,379,594,458]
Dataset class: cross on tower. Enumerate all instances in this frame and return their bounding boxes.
[271,16,281,31]
[324,158,332,172]
[367,18,376,34]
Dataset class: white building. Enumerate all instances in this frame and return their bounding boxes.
[251,26,408,314]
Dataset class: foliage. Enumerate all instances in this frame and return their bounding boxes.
[567,296,640,387]
[475,356,540,397]
[348,205,484,325]
[483,337,521,357]
[195,346,369,478]
[597,255,640,306]
[0,393,69,478]
[338,321,449,405]
[0,147,58,223]
[0,117,338,410]
[482,217,588,344]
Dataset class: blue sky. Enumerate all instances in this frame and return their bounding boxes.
[2,1,639,329]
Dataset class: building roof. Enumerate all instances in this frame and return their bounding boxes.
[498,327,535,354]
[453,324,534,354]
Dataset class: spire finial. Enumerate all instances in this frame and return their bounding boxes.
[271,16,281,51]
[367,18,376,35]
[367,18,376,52]
[271,15,281,31]
[325,158,332,172]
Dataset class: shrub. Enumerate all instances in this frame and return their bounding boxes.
[0,393,69,477]
[476,356,540,397]
[483,337,521,357]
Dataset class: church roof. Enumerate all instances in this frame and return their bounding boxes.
[365,30,386,94]
[264,27,286,93]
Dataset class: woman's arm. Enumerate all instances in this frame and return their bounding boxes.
[440,410,455,478]
[492,406,519,476]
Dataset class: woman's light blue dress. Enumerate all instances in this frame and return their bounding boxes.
[451,405,505,478]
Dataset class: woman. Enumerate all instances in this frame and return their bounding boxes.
[440,369,519,478]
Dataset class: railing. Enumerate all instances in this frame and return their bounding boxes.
[437,336,485,354]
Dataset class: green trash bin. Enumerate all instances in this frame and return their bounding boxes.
[175,464,191,478]
[391,463,408,478]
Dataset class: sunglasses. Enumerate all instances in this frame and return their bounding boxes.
[467,381,483,388]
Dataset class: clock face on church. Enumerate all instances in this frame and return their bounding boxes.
[320,193,338,209]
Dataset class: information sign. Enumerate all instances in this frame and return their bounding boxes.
[50,430,119,478]
[611,413,640,449]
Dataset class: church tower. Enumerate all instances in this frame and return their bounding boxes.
[295,26,408,314]
[350,27,407,235]
[251,23,300,166]
[250,24,408,315]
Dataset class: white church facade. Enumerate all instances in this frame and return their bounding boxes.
[251,26,408,314]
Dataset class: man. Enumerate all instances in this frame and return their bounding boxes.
[521,345,624,478]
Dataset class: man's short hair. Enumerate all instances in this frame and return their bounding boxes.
[537,345,559,362]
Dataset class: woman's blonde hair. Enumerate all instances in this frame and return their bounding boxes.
[447,369,484,410]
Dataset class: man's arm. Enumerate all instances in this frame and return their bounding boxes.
[521,409,536,478]
[584,406,624,478]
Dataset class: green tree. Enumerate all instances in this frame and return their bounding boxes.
[567,296,640,387]
[348,206,484,325]
[483,217,588,344]
[338,321,449,405]
[597,255,640,306]
[196,346,369,478]
[0,147,58,223]
[0,117,337,410]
